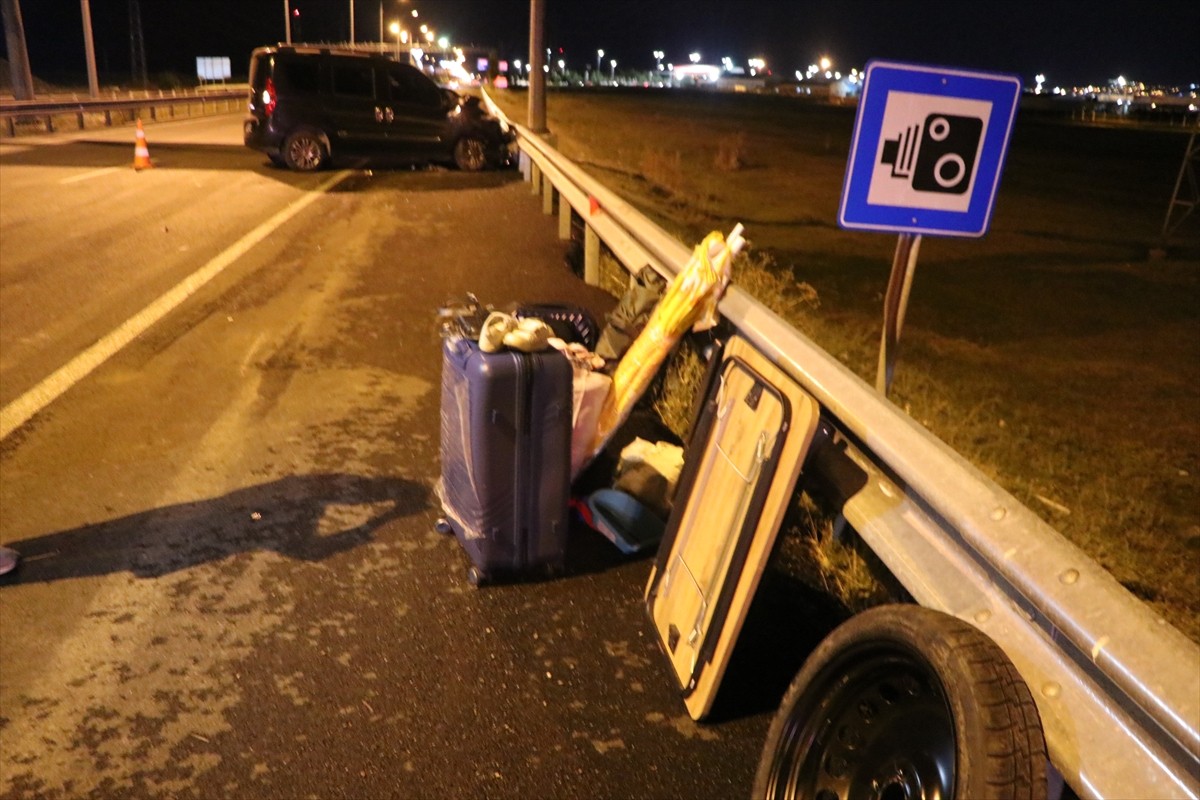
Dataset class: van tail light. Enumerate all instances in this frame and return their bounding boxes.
[261,77,277,117]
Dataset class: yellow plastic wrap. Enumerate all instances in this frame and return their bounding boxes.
[588,224,744,459]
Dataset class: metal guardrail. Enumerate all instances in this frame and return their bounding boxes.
[0,89,246,137]
[482,91,1200,799]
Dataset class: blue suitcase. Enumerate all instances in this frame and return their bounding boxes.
[437,336,573,585]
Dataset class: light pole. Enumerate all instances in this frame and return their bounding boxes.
[388,21,401,59]
[528,0,547,133]
[596,49,604,75]
[609,58,616,84]
[349,0,354,43]
[79,0,99,97]
[653,50,664,72]
[284,0,291,44]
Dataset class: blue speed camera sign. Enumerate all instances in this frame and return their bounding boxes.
[838,60,1021,237]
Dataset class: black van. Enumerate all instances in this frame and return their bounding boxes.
[244,46,514,172]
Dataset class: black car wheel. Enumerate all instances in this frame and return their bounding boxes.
[754,605,1047,800]
[453,135,489,172]
[283,129,327,172]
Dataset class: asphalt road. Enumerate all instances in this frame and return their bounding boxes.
[0,114,783,798]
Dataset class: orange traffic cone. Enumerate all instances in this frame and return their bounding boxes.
[132,119,153,170]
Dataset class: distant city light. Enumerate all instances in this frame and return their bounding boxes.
[819,56,832,71]
[689,52,701,64]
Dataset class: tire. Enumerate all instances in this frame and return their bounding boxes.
[453,135,489,172]
[282,128,327,172]
[753,604,1047,800]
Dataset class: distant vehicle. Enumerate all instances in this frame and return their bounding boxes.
[243,45,514,172]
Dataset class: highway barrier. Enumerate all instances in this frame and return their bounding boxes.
[0,88,246,138]
[482,89,1200,799]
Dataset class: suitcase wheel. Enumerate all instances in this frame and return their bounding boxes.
[466,565,487,587]
[435,518,454,535]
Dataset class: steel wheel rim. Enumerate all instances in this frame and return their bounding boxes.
[766,647,956,800]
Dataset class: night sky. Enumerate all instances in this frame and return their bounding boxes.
[4,0,1199,89]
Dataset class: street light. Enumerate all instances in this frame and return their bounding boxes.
[653,50,664,72]
[609,58,617,83]
[388,20,402,58]
[596,49,604,73]
[689,52,701,64]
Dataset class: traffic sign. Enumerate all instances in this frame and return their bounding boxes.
[839,60,1021,237]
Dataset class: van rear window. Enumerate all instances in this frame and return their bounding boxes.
[277,60,320,94]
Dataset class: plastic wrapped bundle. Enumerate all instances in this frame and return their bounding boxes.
[588,224,745,459]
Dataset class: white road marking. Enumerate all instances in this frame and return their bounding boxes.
[0,169,355,440]
[59,166,122,185]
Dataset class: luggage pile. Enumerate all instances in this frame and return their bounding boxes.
[434,223,827,719]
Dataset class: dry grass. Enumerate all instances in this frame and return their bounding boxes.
[714,132,748,172]
[639,148,686,196]
[489,88,1200,643]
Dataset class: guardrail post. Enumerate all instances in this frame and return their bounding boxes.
[530,162,542,196]
[542,175,554,215]
[558,199,572,240]
[584,225,600,286]
[518,150,531,182]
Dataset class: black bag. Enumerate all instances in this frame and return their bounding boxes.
[595,266,667,364]
[513,303,600,349]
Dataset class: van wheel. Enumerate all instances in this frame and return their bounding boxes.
[754,605,1047,800]
[283,129,327,172]
[454,136,488,171]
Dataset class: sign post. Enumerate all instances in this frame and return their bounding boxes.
[838,61,1021,395]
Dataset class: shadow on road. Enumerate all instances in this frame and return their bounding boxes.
[1,138,523,191]
[1,473,429,586]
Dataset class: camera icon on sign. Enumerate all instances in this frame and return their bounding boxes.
[880,113,983,195]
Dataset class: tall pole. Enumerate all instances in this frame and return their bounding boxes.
[379,2,383,44]
[349,0,355,43]
[1,0,36,100]
[284,0,292,44]
[80,0,99,97]
[129,0,148,88]
[528,0,546,133]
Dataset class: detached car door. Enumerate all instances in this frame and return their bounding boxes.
[381,62,451,162]
[326,56,389,156]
